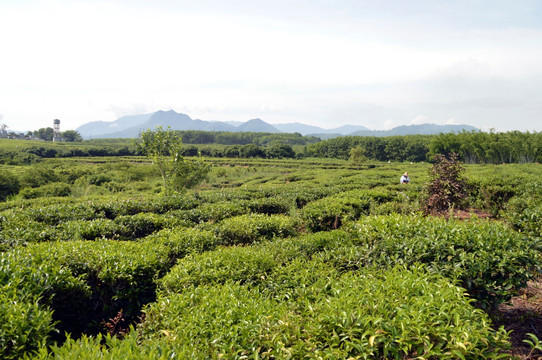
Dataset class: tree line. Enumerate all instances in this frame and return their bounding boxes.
[175,130,319,146]
[1,129,540,164]
[305,131,542,164]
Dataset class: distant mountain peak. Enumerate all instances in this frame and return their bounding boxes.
[75,109,479,139]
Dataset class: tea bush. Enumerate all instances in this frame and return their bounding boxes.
[351,214,542,307]
[247,196,292,215]
[0,170,20,201]
[141,227,221,262]
[177,200,249,223]
[0,248,89,355]
[145,265,510,359]
[159,230,353,294]
[216,213,299,245]
[301,189,393,232]
[0,287,54,360]
[14,239,173,337]
[503,182,542,238]
[159,245,281,291]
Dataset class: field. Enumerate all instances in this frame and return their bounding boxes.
[1,153,541,359]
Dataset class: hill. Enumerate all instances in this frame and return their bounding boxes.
[76,110,479,139]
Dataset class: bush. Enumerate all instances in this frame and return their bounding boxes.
[0,170,20,201]
[422,153,469,215]
[177,200,249,223]
[159,229,354,294]
[0,247,89,345]
[216,214,299,245]
[247,196,292,215]
[159,245,281,292]
[0,287,55,360]
[5,240,173,338]
[351,214,542,307]
[142,227,220,262]
[145,265,510,359]
[301,189,391,232]
[19,182,72,199]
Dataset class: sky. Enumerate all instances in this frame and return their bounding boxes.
[1,0,541,132]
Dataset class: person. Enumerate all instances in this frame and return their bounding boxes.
[400,172,410,184]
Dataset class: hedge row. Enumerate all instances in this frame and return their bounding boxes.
[38,265,510,359]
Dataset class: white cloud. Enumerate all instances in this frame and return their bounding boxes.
[445,117,459,125]
[411,115,429,125]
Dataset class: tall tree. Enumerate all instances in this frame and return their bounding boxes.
[135,126,210,193]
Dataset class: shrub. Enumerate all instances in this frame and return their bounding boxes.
[7,240,172,337]
[300,189,391,232]
[0,287,55,360]
[422,153,469,215]
[0,170,20,201]
[248,196,292,215]
[159,245,281,292]
[146,265,510,359]
[351,214,542,307]
[19,182,72,199]
[142,227,220,262]
[216,213,299,245]
[178,200,249,223]
[0,248,89,345]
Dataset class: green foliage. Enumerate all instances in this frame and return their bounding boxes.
[349,145,366,166]
[61,212,173,241]
[135,126,210,193]
[146,265,510,359]
[19,182,72,199]
[142,227,220,261]
[61,130,83,142]
[0,170,19,201]
[265,143,296,159]
[33,127,54,141]
[216,213,299,245]
[429,130,542,164]
[306,135,430,162]
[351,214,541,307]
[0,287,54,360]
[301,189,393,232]
[502,182,542,238]
[0,156,541,358]
[247,196,292,215]
[159,230,354,294]
[523,333,542,358]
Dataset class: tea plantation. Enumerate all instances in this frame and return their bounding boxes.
[1,154,541,359]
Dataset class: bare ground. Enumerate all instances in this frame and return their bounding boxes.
[492,276,542,359]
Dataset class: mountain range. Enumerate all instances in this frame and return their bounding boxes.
[76,110,478,139]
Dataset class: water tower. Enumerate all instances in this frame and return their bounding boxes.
[53,119,61,142]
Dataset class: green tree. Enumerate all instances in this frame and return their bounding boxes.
[33,127,54,141]
[135,126,210,193]
[349,145,366,167]
[265,143,295,159]
[61,130,83,142]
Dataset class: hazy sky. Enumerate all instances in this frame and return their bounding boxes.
[1,0,541,132]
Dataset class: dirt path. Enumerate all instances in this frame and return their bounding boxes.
[492,276,542,359]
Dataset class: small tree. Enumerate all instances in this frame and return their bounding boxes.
[61,130,83,142]
[349,146,367,167]
[135,126,210,193]
[422,152,468,215]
